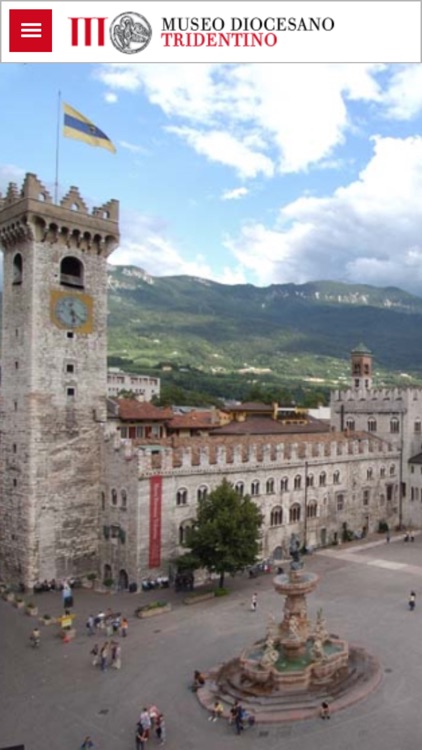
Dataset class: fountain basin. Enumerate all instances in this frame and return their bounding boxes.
[239,637,349,691]
[274,571,319,596]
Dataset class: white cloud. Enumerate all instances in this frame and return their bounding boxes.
[104,91,118,104]
[221,187,249,201]
[119,140,147,154]
[226,136,422,293]
[96,63,384,176]
[168,126,273,179]
[381,65,422,120]
[112,210,217,280]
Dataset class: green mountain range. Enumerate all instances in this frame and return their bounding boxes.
[107,266,422,393]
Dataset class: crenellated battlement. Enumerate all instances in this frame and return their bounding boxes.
[331,385,422,413]
[109,433,398,475]
[0,173,119,256]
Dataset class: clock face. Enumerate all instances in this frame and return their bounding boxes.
[54,296,89,329]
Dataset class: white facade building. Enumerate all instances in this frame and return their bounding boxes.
[99,432,399,589]
[107,368,160,401]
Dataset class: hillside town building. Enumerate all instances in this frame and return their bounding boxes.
[107,367,160,401]
[0,174,412,590]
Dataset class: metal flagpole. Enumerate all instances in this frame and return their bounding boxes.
[54,90,62,203]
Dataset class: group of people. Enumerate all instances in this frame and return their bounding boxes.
[86,609,129,637]
[136,706,166,748]
[404,532,415,542]
[90,640,122,670]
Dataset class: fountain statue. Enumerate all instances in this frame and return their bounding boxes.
[197,540,382,722]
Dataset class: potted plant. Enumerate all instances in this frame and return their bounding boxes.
[103,577,114,592]
[135,601,172,619]
[14,595,25,609]
[40,613,54,625]
[26,601,38,616]
[5,590,15,603]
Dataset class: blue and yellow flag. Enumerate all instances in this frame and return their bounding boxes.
[63,103,116,154]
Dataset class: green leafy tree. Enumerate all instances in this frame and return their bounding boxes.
[184,479,263,588]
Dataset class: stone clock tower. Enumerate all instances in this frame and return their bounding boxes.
[0,173,119,586]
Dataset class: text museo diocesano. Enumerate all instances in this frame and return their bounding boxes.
[161,16,335,46]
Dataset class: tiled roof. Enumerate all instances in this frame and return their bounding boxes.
[210,415,330,436]
[228,402,273,412]
[168,410,216,430]
[116,399,172,422]
[352,343,372,354]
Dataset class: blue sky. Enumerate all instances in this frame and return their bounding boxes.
[2,63,422,293]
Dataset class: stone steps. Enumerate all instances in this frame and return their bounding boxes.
[197,646,382,723]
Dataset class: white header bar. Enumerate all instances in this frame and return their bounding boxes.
[1,1,420,63]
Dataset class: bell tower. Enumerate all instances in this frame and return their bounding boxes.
[351,343,373,391]
[0,173,119,586]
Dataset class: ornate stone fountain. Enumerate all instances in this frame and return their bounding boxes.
[197,535,381,722]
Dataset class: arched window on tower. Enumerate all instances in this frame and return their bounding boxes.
[60,256,84,288]
[345,417,355,431]
[235,481,244,496]
[280,477,289,492]
[12,253,23,285]
[294,475,301,490]
[390,417,400,434]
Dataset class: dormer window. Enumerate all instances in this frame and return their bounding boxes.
[60,256,84,289]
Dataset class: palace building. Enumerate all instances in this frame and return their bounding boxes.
[0,175,410,589]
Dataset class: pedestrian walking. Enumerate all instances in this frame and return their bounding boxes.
[100,641,109,671]
[62,581,73,609]
[136,724,148,750]
[112,614,121,634]
[121,617,128,637]
[105,616,113,637]
[409,591,416,611]
[80,736,94,749]
[139,707,152,737]
[386,531,391,543]
[149,705,159,728]
[86,615,95,636]
[90,643,99,667]
[320,701,330,719]
[112,642,122,669]
[251,593,257,612]
[155,713,166,745]
[94,611,105,630]
[234,703,244,735]
[229,701,240,725]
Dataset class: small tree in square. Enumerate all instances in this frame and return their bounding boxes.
[184,478,263,589]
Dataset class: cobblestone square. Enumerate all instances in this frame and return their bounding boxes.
[1,534,421,750]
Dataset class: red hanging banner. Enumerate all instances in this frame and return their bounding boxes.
[149,475,162,568]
